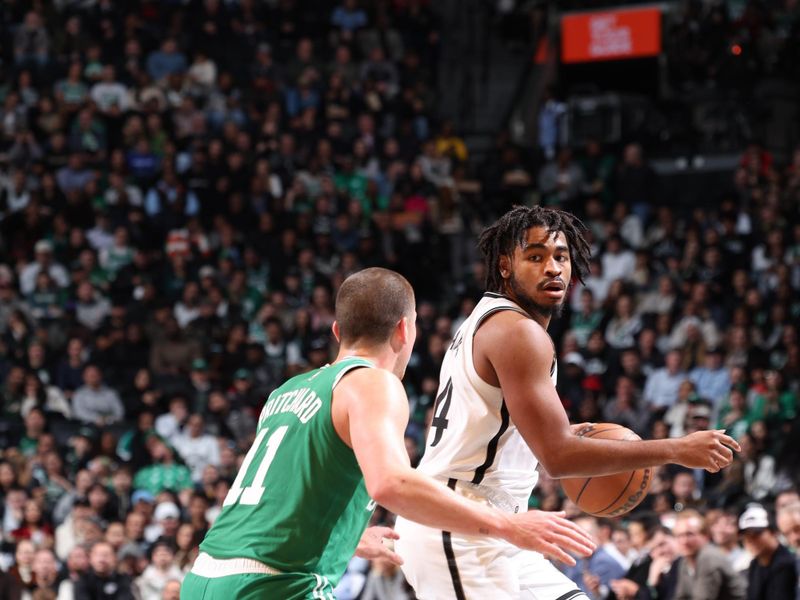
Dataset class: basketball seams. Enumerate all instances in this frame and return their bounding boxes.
[573,476,594,504]
[594,471,636,515]
[561,423,649,517]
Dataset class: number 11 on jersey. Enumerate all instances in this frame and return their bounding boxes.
[223,425,289,507]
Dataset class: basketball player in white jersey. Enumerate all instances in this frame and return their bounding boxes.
[395,206,740,599]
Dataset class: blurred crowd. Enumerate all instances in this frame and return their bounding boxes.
[0,1,798,600]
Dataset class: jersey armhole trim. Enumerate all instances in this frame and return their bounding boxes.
[331,360,375,390]
[467,306,531,391]
[472,306,530,338]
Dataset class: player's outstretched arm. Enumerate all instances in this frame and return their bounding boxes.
[481,313,740,478]
[336,368,595,563]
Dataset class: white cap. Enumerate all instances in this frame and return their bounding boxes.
[564,352,585,369]
[154,502,181,522]
[34,239,53,253]
[739,504,770,531]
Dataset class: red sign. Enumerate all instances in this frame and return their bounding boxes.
[561,7,662,63]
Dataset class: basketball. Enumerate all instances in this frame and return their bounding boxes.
[560,423,652,517]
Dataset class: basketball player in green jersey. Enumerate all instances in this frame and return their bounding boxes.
[182,267,596,599]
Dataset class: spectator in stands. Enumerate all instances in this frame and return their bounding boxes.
[72,365,124,427]
[19,240,69,296]
[30,548,60,597]
[539,148,585,208]
[0,2,799,595]
[8,539,36,596]
[740,505,798,600]
[690,348,731,408]
[135,539,183,600]
[146,39,187,84]
[567,516,628,598]
[76,540,135,599]
[174,414,220,483]
[673,509,746,600]
[148,317,201,379]
[710,510,751,573]
[644,350,688,414]
[13,12,50,68]
[615,143,656,222]
[132,436,192,497]
[154,396,189,446]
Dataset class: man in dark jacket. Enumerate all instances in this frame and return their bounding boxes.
[740,504,798,600]
[673,509,746,600]
[75,540,135,600]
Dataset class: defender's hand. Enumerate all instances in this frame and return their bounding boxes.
[502,511,595,566]
[675,430,741,472]
[355,526,403,566]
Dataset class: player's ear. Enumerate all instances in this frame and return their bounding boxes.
[499,254,511,279]
[395,316,412,347]
[331,321,341,343]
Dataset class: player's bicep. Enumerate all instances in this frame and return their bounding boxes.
[344,371,411,494]
[485,320,572,470]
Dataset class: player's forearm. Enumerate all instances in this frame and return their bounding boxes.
[370,468,511,539]
[544,436,678,478]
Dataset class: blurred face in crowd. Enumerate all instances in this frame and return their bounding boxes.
[187,414,204,438]
[674,515,708,559]
[23,499,43,525]
[161,513,180,537]
[611,529,631,556]
[776,491,800,513]
[649,529,677,562]
[88,484,109,511]
[176,523,196,550]
[0,463,16,489]
[742,527,778,562]
[75,470,95,494]
[500,227,572,321]
[151,544,175,571]
[112,469,132,493]
[672,472,696,502]
[628,521,647,551]
[665,351,682,373]
[76,517,104,546]
[710,513,739,548]
[33,549,58,585]
[83,365,102,388]
[162,580,182,600]
[777,506,800,550]
[15,540,35,568]
[24,409,46,435]
[125,511,146,540]
[67,545,89,575]
[90,542,117,577]
[620,350,640,374]
[105,522,126,549]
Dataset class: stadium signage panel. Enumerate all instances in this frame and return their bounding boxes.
[561,6,662,63]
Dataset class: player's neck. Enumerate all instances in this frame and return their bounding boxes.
[500,286,552,330]
[334,346,396,373]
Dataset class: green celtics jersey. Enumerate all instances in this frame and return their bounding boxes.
[200,357,376,586]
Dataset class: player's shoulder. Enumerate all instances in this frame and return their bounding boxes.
[477,310,553,362]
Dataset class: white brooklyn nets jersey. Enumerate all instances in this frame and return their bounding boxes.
[417,292,557,507]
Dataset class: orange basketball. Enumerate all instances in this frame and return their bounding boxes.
[560,423,652,517]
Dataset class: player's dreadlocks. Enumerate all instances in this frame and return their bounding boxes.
[478,205,592,294]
